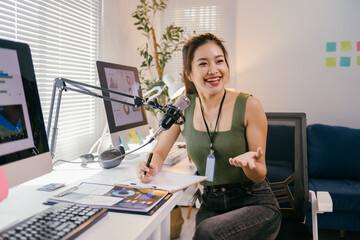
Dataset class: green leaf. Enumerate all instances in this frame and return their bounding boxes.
[147,57,152,66]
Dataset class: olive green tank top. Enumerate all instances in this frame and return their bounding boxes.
[182,92,251,186]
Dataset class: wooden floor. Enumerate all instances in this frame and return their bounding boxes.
[173,207,360,240]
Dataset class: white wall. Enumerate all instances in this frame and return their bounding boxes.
[99,0,144,66]
[236,0,360,128]
[101,0,360,129]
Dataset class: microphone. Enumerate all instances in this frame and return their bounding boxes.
[151,95,191,140]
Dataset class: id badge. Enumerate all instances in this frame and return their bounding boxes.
[205,154,215,182]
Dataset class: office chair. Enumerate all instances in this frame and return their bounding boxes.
[265,112,332,240]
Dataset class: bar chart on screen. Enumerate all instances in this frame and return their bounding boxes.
[0,48,34,155]
[0,70,12,94]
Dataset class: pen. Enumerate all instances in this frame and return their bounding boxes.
[143,152,153,178]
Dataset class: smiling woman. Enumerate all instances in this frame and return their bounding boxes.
[182,33,230,96]
[137,33,282,240]
[189,41,228,95]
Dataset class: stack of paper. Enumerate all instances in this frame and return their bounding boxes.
[120,171,208,193]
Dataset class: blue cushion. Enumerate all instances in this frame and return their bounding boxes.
[309,178,360,212]
[307,124,360,180]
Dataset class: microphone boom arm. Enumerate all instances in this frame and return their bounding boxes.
[47,77,147,158]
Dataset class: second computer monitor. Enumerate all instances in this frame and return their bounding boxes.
[96,61,149,149]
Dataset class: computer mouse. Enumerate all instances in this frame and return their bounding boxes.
[98,146,125,169]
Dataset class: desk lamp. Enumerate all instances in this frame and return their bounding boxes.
[143,74,184,101]
[163,74,185,100]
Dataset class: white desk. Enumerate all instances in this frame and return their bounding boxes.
[0,151,195,240]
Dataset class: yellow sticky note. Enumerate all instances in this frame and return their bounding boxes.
[326,57,336,67]
[340,41,352,51]
[357,56,360,66]
[129,129,140,144]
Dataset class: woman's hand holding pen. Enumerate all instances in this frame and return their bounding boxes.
[137,162,158,183]
[137,153,159,183]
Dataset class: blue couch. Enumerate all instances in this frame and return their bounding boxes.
[305,124,360,232]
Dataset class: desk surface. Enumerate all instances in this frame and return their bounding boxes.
[0,150,195,239]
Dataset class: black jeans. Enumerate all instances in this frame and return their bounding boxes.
[194,180,281,240]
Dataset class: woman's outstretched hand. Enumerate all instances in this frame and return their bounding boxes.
[229,147,263,170]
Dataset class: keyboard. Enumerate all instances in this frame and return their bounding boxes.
[0,203,108,240]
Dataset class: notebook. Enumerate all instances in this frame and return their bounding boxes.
[119,171,208,193]
[47,182,171,215]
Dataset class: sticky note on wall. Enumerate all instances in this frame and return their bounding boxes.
[340,57,351,67]
[357,41,360,51]
[326,42,336,52]
[326,57,336,67]
[340,41,352,51]
[357,56,360,66]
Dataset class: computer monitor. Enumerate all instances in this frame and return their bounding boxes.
[96,61,150,150]
[0,39,52,189]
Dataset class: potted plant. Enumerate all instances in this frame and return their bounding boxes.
[132,0,187,120]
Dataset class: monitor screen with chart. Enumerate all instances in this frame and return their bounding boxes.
[0,39,52,188]
[96,61,149,149]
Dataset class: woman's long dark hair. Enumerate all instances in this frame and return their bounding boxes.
[182,33,230,94]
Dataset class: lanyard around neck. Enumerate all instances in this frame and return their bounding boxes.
[199,89,227,154]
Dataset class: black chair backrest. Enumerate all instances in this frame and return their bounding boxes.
[265,112,308,221]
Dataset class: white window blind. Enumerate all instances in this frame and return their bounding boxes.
[162,0,237,88]
[0,0,102,161]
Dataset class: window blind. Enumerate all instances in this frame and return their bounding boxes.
[0,0,102,161]
[162,0,237,89]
